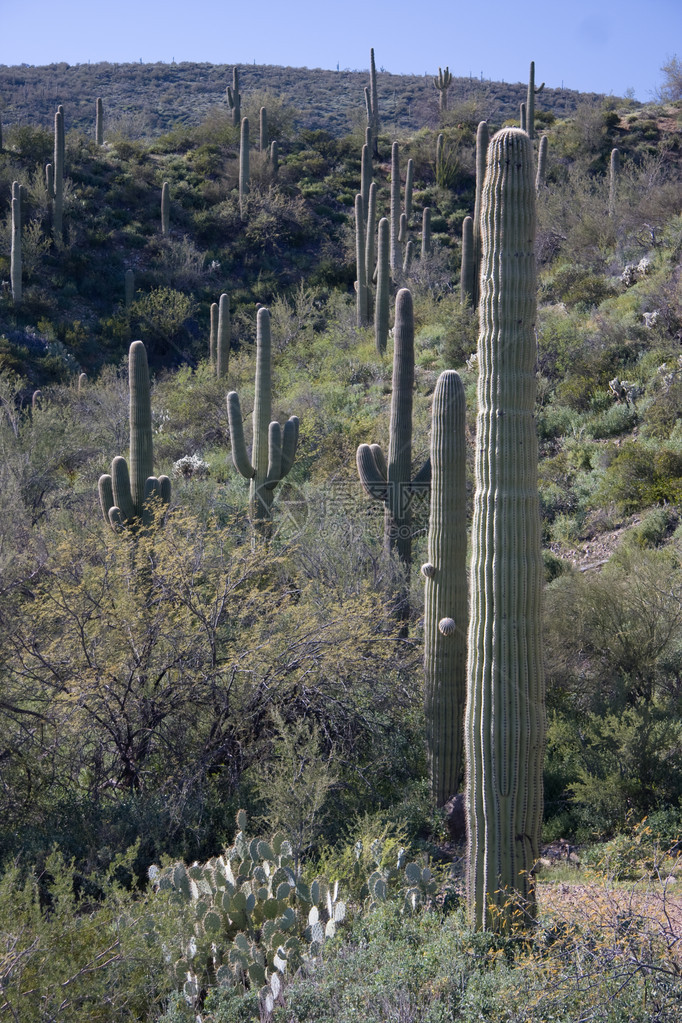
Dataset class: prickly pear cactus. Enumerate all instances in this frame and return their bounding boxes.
[464,127,544,932]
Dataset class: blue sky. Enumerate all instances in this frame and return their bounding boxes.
[1,0,679,102]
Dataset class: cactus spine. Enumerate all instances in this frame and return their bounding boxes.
[259,106,268,152]
[53,108,64,239]
[433,66,453,113]
[216,293,230,378]
[161,181,170,236]
[227,308,299,535]
[421,207,431,257]
[464,128,544,931]
[227,67,241,126]
[96,97,104,144]
[374,217,390,355]
[472,120,489,308]
[355,194,369,327]
[357,288,429,578]
[239,117,250,218]
[390,142,400,276]
[535,134,548,193]
[609,147,619,218]
[10,183,21,303]
[423,370,467,805]
[98,341,171,532]
[460,215,474,305]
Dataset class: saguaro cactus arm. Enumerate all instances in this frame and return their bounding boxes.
[227,391,256,479]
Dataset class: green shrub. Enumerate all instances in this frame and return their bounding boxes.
[593,441,682,512]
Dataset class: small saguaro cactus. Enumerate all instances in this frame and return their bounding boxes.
[402,239,414,277]
[227,67,241,126]
[422,370,467,806]
[398,212,407,245]
[464,127,544,932]
[526,61,545,141]
[239,117,250,218]
[472,120,489,308]
[609,147,619,218]
[390,141,401,275]
[216,292,230,379]
[161,181,170,235]
[535,134,548,192]
[357,288,430,579]
[421,207,432,257]
[10,182,21,303]
[433,66,453,112]
[209,301,218,366]
[269,139,279,177]
[125,268,135,308]
[460,215,474,305]
[53,107,64,239]
[519,101,526,133]
[374,216,390,355]
[98,340,171,532]
[227,307,300,535]
[259,106,268,152]
[96,97,104,144]
[355,194,369,327]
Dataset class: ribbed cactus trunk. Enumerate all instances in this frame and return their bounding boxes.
[421,207,431,257]
[11,184,21,303]
[375,216,390,355]
[423,370,467,805]
[216,292,230,378]
[390,142,400,276]
[355,194,368,327]
[535,135,548,193]
[239,118,250,219]
[461,216,474,305]
[365,181,377,286]
[472,121,489,309]
[609,147,619,218]
[361,143,372,223]
[161,181,170,236]
[259,107,268,152]
[227,308,299,537]
[464,128,544,932]
[96,97,104,145]
[53,108,64,239]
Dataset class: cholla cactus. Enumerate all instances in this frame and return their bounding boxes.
[98,340,171,532]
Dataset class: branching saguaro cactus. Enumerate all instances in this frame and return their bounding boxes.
[98,340,171,532]
[357,288,430,581]
[464,128,545,932]
[10,182,21,303]
[422,370,467,806]
[227,67,241,126]
[227,308,299,536]
[526,61,545,141]
[433,66,453,112]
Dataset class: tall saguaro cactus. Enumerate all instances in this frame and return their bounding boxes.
[11,182,21,303]
[464,127,544,932]
[422,370,467,805]
[366,48,380,157]
[472,120,489,308]
[375,216,390,355]
[421,207,432,257]
[433,66,453,113]
[460,215,474,305]
[526,61,545,141]
[96,97,104,145]
[357,288,430,577]
[609,147,619,218]
[53,107,64,239]
[98,341,171,532]
[355,194,369,327]
[227,67,241,126]
[216,292,230,379]
[389,142,401,276]
[239,117,250,218]
[259,106,268,152]
[227,308,299,535]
